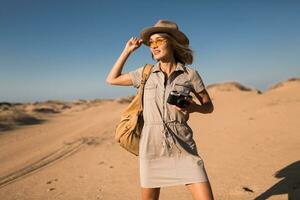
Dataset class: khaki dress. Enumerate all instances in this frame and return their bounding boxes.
[129,62,209,188]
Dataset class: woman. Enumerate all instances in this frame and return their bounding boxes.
[106,20,214,200]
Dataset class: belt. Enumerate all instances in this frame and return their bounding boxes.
[143,120,183,154]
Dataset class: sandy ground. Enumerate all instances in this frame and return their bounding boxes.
[0,79,299,200]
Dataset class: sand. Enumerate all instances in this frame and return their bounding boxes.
[0,78,299,200]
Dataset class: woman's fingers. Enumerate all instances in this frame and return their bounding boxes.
[174,105,185,111]
[173,105,190,115]
[132,37,137,42]
[125,37,143,53]
[129,37,142,44]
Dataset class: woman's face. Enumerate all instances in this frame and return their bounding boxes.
[149,33,174,61]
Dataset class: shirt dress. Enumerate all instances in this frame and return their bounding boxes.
[129,62,209,188]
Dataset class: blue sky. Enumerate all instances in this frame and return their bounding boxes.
[1,0,300,103]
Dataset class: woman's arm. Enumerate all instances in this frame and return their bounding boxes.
[190,89,214,113]
[174,89,214,114]
[106,37,143,86]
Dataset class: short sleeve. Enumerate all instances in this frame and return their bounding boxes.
[190,70,206,93]
[128,66,144,88]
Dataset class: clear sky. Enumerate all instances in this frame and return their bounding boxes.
[1,0,300,103]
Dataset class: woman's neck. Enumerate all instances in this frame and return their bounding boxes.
[159,60,177,76]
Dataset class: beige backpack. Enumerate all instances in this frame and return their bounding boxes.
[115,64,153,156]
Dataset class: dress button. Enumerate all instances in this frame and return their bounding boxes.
[197,160,203,166]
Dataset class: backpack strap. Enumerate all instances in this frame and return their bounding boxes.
[139,64,153,90]
[141,64,153,86]
[138,64,153,111]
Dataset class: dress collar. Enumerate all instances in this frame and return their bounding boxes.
[152,62,185,73]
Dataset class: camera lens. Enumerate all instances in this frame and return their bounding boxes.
[177,98,189,108]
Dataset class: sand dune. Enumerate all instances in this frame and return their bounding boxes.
[267,78,300,91]
[207,81,262,94]
[0,78,299,200]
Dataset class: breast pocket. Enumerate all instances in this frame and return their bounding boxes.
[173,82,192,95]
[143,84,157,100]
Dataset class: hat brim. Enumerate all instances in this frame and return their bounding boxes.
[140,27,189,46]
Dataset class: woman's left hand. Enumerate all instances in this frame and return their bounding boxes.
[173,98,197,115]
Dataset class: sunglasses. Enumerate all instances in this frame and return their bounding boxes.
[148,38,167,48]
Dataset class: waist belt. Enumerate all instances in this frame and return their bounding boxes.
[143,120,183,154]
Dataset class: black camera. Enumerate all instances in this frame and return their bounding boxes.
[167,91,192,108]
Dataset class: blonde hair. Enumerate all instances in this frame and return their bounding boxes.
[151,33,193,65]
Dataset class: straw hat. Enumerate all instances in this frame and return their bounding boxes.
[140,19,189,46]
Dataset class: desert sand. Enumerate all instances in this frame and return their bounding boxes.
[0,78,299,200]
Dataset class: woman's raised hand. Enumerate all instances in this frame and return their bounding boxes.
[124,37,143,54]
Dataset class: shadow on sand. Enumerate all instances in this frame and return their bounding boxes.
[255,160,300,200]
[0,116,45,132]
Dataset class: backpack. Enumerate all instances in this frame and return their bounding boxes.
[115,64,153,156]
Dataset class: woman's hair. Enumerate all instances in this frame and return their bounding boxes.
[151,33,194,65]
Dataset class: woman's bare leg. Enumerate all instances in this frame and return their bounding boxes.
[141,187,161,200]
[186,182,214,200]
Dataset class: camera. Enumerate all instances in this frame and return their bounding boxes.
[167,91,192,108]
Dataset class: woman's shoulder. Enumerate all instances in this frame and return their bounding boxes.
[183,65,202,77]
[133,63,154,72]
[182,65,206,92]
